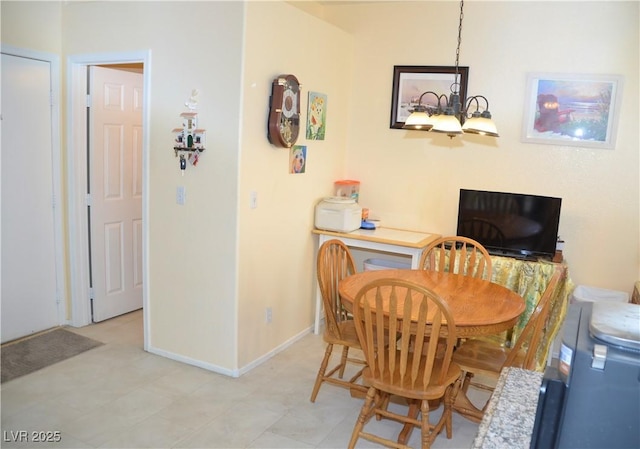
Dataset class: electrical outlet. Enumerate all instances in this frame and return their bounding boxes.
[176,186,186,205]
[266,307,272,323]
[250,191,258,209]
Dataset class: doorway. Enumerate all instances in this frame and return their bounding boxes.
[67,51,151,350]
[89,65,143,322]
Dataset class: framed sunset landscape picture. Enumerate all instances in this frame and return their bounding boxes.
[522,73,623,149]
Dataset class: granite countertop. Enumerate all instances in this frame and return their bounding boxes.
[471,367,544,449]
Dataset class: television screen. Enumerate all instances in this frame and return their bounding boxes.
[456,189,562,260]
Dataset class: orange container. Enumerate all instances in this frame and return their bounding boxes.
[334,180,360,202]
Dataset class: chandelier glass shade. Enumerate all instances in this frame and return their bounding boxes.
[402,0,499,138]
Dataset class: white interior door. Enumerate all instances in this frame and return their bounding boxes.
[89,66,143,322]
[1,53,59,342]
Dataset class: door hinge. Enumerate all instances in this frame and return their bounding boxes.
[89,287,94,300]
[86,94,92,108]
[85,193,92,207]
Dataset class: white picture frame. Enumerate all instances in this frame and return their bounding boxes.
[522,73,623,149]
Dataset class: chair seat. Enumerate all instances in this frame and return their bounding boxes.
[324,319,361,348]
[364,354,461,401]
[453,338,526,378]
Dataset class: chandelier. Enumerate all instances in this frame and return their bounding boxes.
[403,0,499,138]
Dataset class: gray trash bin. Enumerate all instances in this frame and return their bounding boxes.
[571,285,629,304]
[363,258,411,271]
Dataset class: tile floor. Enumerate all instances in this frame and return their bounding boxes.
[1,311,488,448]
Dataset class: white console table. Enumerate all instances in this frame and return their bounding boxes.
[312,227,441,335]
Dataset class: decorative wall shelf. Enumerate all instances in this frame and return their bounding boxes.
[172,107,206,173]
[173,147,205,157]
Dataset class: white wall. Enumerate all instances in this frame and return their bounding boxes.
[323,1,639,294]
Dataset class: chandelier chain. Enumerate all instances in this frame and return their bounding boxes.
[454,0,464,79]
[402,0,498,137]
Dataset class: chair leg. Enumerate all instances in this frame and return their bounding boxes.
[445,378,462,439]
[420,399,431,449]
[348,386,377,449]
[338,345,349,378]
[461,371,473,394]
[376,393,391,421]
[310,343,333,402]
[444,386,454,439]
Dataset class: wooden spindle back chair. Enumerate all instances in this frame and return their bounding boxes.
[419,236,492,280]
[348,278,462,449]
[310,239,367,402]
[452,266,566,421]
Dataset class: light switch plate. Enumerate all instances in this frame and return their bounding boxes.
[176,186,186,205]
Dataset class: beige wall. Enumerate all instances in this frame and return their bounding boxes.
[1,2,62,53]
[2,1,638,375]
[323,1,639,294]
[2,0,352,373]
[4,1,245,370]
[238,2,353,367]
[60,1,245,369]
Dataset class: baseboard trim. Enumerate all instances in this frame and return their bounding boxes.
[146,325,314,378]
[146,345,240,378]
[237,326,312,376]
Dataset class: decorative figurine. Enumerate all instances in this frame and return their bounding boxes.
[172,89,206,172]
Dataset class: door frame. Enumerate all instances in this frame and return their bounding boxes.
[1,44,66,328]
[67,50,151,350]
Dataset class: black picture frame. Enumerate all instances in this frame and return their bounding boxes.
[390,65,469,129]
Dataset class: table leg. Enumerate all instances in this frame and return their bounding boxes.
[397,401,419,445]
[409,251,421,269]
[398,392,484,443]
[314,283,322,335]
[396,398,443,445]
[453,390,484,423]
[313,235,327,335]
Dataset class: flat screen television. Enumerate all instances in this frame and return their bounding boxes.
[456,189,562,261]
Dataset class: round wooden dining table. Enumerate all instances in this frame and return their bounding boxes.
[338,269,525,337]
[338,268,526,437]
